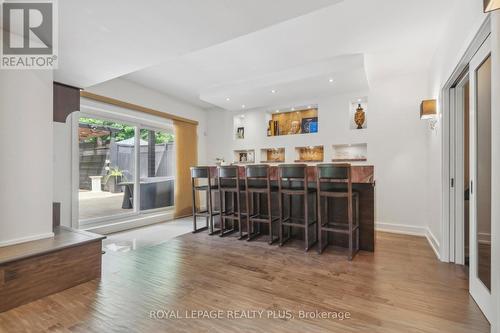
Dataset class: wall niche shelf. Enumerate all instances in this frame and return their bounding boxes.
[233,149,255,164]
[267,107,318,137]
[332,143,367,162]
[294,146,324,162]
[260,148,285,163]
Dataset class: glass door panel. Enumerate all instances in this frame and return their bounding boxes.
[468,36,492,322]
[78,117,137,222]
[138,128,175,211]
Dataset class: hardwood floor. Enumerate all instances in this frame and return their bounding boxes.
[0,232,489,333]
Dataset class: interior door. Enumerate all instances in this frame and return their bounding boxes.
[469,36,492,322]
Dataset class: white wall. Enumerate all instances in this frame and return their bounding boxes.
[0,70,54,246]
[53,77,208,227]
[206,71,431,235]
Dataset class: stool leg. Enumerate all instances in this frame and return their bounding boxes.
[356,194,360,252]
[237,191,243,239]
[304,191,309,252]
[205,189,209,229]
[246,189,251,240]
[279,192,283,246]
[267,190,273,244]
[219,190,225,237]
[317,194,322,254]
[348,196,353,261]
[191,179,197,233]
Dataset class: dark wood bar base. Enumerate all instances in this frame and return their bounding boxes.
[0,227,105,313]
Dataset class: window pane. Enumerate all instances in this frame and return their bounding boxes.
[78,117,136,221]
[139,128,175,211]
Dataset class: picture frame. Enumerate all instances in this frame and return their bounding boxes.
[301,117,318,133]
[236,127,245,139]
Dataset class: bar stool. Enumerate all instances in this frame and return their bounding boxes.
[316,163,359,260]
[218,166,247,239]
[278,164,317,251]
[190,166,220,234]
[245,164,279,244]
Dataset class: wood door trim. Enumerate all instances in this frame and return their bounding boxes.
[80,91,199,125]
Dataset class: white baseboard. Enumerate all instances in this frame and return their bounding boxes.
[375,222,441,260]
[425,227,441,260]
[0,232,55,247]
[375,222,426,236]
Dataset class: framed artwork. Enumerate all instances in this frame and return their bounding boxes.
[301,117,318,133]
[236,127,244,139]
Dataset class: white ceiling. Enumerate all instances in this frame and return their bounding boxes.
[55,0,339,87]
[57,0,458,111]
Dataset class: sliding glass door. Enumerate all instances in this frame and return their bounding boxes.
[78,115,175,226]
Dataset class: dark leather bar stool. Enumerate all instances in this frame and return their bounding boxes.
[278,164,317,251]
[316,163,360,260]
[218,166,247,239]
[245,164,279,244]
[190,166,220,234]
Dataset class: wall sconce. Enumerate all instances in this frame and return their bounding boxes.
[484,0,500,12]
[420,99,438,130]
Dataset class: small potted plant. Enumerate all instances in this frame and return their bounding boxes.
[105,167,125,193]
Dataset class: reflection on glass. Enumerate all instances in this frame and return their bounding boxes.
[475,55,491,291]
[139,129,175,211]
[78,117,136,221]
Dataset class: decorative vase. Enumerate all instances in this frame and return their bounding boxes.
[354,104,365,129]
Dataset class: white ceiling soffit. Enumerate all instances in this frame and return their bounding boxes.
[124,0,455,110]
[54,0,341,87]
[199,54,368,110]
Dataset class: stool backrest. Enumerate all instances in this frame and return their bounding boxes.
[246,164,269,178]
[190,166,215,190]
[190,166,210,179]
[316,163,352,193]
[278,164,308,190]
[245,164,270,190]
[217,165,240,189]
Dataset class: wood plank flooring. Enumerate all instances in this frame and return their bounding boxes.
[0,232,489,333]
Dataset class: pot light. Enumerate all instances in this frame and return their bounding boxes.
[329,78,334,83]
[225,97,230,101]
[291,107,295,111]
[241,104,246,109]
[271,89,277,94]
[275,110,279,113]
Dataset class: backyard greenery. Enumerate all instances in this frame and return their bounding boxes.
[79,117,174,144]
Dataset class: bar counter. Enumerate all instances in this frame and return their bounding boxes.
[207,164,375,251]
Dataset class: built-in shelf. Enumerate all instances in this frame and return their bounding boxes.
[260,148,285,163]
[332,143,367,162]
[233,149,255,164]
[295,145,324,162]
[267,107,318,136]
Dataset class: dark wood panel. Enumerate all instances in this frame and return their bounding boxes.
[0,226,105,266]
[53,82,80,123]
[0,240,102,312]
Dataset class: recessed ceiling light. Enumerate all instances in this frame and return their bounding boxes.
[275,110,279,113]
[291,107,295,111]
[307,105,311,109]
[271,89,277,94]
[329,78,334,83]
[240,114,245,118]
[226,97,230,101]
[241,104,246,108]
